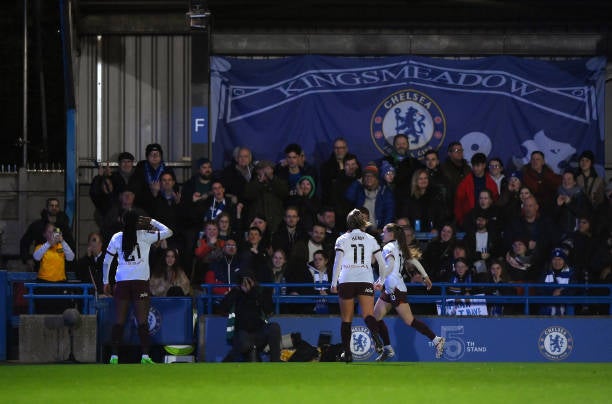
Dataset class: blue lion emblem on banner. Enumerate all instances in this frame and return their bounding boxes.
[371,89,446,159]
[394,106,426,144]
[350,325,376,360]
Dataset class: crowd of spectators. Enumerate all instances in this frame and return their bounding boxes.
[20,138,612,317]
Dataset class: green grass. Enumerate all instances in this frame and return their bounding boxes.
[1,362,611,403]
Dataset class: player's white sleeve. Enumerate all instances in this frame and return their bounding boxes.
[331,249,344,288]
[150,219,173,241]
[375,250,390,282]
[408,258,429,278]
[103,239,117,285]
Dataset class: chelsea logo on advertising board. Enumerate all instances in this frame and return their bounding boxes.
[538,326,574,361]
[350,325,376,360]
[131,307,162,336]
[370,89,446,158]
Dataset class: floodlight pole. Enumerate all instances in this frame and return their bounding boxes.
[22,0,28,167]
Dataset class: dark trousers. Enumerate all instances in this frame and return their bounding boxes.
[231,322,281,362]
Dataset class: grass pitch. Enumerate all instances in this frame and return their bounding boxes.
[1,362,611,403]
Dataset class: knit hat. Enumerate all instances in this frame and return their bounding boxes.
[509,171,522,181]
[117,152,135,163]
[578,150,595,163]
[298,175,316,198]
[380,161,395,176]
[551,247,567,261]
[145,143,163,157]
[362,163,379,176]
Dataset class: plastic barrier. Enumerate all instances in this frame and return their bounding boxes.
[196,282,612,315]
[2,270,611,361]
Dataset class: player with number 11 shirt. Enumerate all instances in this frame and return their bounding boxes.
[331,209,390,363]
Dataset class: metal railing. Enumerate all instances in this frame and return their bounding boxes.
[195,282,612,315]
[22,282,96,315]
[6,277,611,317]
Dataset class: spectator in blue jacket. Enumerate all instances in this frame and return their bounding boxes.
[540,247,576,316]
[344,162,395,232]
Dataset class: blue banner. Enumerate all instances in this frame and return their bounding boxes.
[97,297,193,345]
[203,316,612,362]
[210,55,605,174]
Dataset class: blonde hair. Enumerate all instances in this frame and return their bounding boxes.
[410,168,429,198]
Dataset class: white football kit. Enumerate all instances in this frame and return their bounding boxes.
[382,240,429,294]
[103,219,173,284]
[333,229,382,285]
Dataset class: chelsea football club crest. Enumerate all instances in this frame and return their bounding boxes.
[131,307,162,336]
[538,326,574,361]
[370,89,446,158]
[350,325,376,360]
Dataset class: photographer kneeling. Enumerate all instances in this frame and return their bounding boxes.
[222,272,281,362]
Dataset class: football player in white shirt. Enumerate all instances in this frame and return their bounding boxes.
[103,211,173,364]
[330,209,390,362]
[373,223,446,361]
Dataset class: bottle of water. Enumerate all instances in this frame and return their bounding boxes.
[280,276,287,295]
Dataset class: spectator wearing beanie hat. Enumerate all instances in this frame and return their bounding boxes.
[132,143,174,214]
[380,160,396,191]
[576,150,605,209]
[540,247,576,316]
[285,175,321,232]
[344,161,395,231]
[89,151,137,227]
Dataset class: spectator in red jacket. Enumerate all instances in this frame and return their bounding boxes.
[454,153,499,228]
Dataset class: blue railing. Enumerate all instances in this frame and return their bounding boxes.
[195,282,612,315]
[4,273,612,318]
[22,282,96,315]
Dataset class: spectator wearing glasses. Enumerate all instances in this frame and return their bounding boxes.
[440,141,470,200]
[487,157,506,195]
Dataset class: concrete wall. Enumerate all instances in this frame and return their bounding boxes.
[18,314,97,363]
